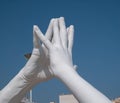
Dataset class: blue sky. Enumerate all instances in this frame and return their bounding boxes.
[0,0,120,102]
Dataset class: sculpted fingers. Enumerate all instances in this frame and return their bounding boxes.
[52,19,61,44]
[73,65,78,71]
[45,19,54,41]
[33,26,41,49]
[34,25,52,49]
[59,17,67,48]
[30,26,43,58]
[67,25,74,54]
[42,19,54,53]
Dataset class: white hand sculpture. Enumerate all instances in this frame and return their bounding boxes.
[0,18,75,103]
[19,20,54,83]
[19,18,76,83]
[34,17,75,78]
[0,17,112,103]
[35,17,112,103]
[0,19,54,103]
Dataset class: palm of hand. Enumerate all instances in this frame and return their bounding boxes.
[33,45,53,82]
[34,18,75,78]
[22,45,53,83]
[20,20,54,83]
[49,45,73,76]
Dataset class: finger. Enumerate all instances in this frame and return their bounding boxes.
[53,19,61,44]
[34,25,52,49]
[73,65,78,71]
[45,19,54,41]
[59,17,67,48]
[33,26,41,49]
[42,19,54,53]
[68,25,74,54]
[33,26,42,57]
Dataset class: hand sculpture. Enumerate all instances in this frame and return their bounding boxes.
[0,17,75,103]
[19,20,54,83]
[34,17,75,78]
[0,17,112,103]
[0,19,54,103]
[19,17,76,84]
[35,17,112,103]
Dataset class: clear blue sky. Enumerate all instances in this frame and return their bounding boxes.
[0,0,120,102]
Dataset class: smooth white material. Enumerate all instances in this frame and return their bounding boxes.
[0,19,54,103]
[35,17,112,103]
[0,17,112,103]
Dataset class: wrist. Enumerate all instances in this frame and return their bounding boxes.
[0,72,35,103]
[55,66,112,103]
[55,65,77,79]
[18,69,35,84]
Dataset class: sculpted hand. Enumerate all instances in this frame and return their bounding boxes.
[0,20,55,103]
[0,17,111,103]
[34,18,112,103]
[18,20,54,84]
[19,18,75,84]
[34,17,75,78]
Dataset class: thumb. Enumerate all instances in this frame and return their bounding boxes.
[73,65,78,71]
